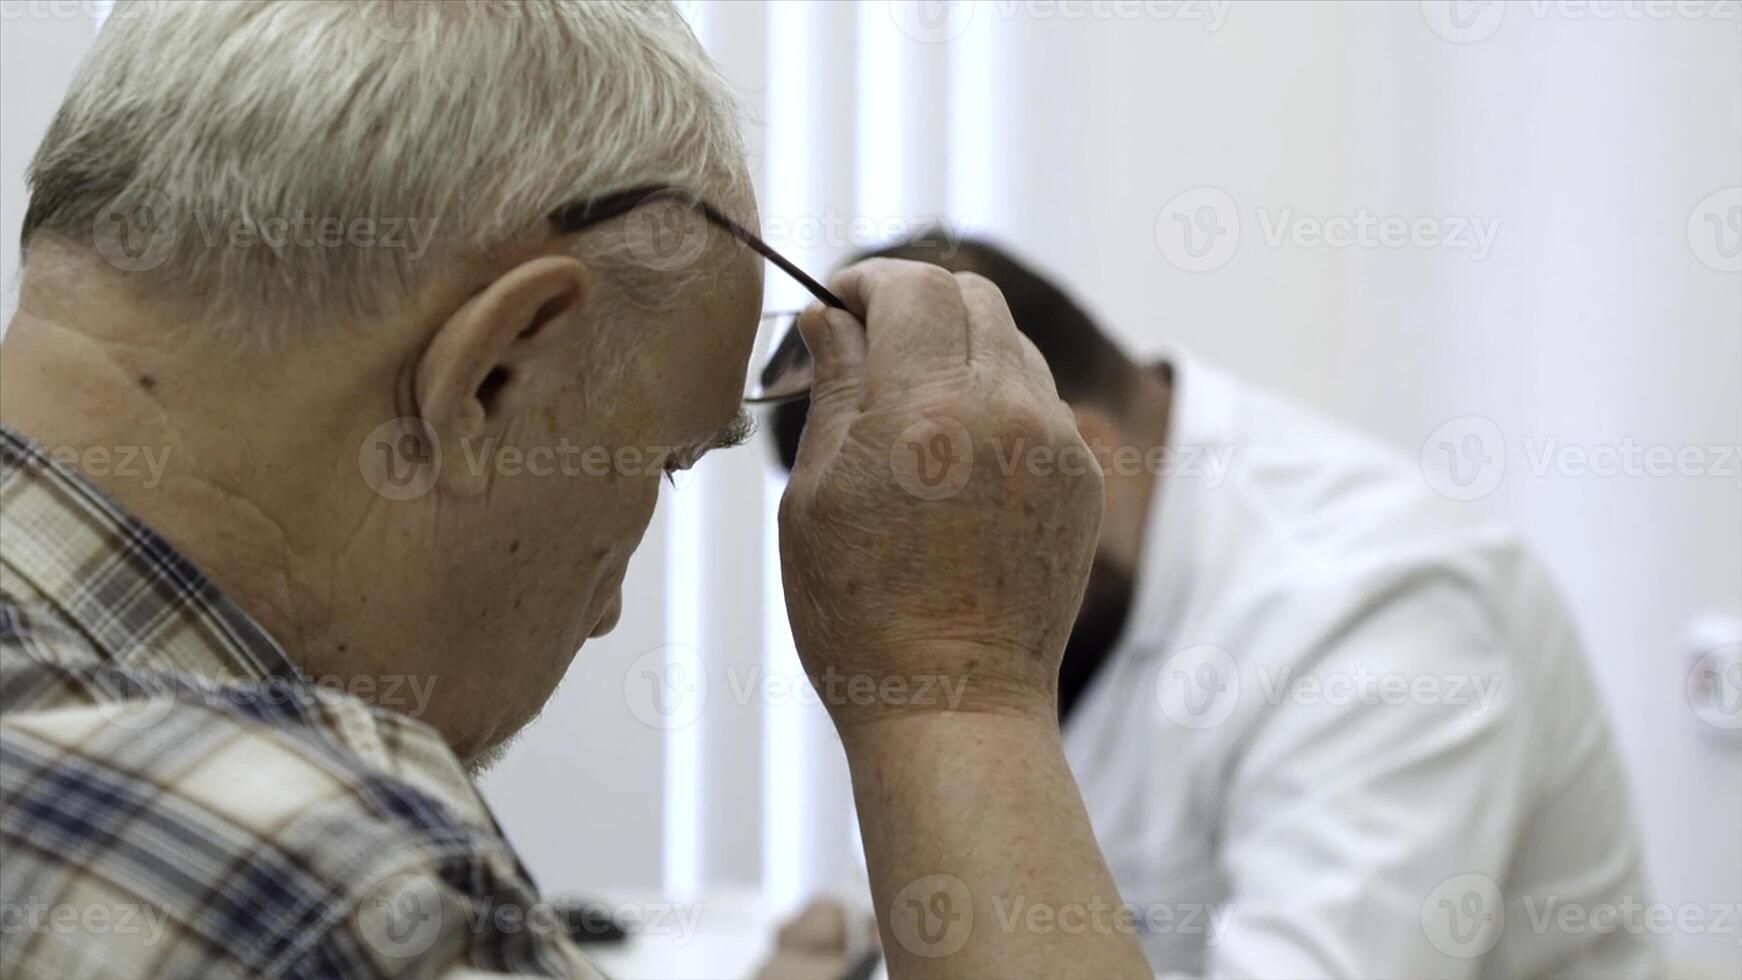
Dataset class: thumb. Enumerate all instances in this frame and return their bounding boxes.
[790,305,867,478]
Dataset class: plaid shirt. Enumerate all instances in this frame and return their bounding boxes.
[0,425,604,979]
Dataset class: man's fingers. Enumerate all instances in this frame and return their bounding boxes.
[800,304,869,394]
[829,259,972,385]
[774,898,849,953]
[954,271,1056,396]
[753,951,851,980]
[788,305,867,476]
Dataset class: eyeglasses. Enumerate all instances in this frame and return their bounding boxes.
[549,185,837,406]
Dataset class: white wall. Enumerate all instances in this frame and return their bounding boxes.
[0,3,96,321]
[3,1,1737,973]
[971,7,1741,973]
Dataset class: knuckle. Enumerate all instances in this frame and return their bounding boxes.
[981,389,1054,443]
[777,482,809,530]
[781,464,857,529]
[806,471,864,524]
[1074,443,1109,490]
[956,272,1015,317]
[1024,358,1061,391]
[952,270,996,295]
[909,261,958,291]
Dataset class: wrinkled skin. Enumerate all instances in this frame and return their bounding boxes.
[778,259,1106,729]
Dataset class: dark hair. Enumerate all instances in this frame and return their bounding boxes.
[769,232,1137,471]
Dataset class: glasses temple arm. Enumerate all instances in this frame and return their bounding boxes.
[549,186,849,313]
[696,202,849,311]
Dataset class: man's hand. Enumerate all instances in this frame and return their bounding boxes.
[752,898,873,980]
[779,258,1104,729]
[776,259,1150,979]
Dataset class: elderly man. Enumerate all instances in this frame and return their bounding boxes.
[762,238,1656,978]
[0,2,1151,978]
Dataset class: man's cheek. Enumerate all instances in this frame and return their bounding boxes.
[579,472,663,572]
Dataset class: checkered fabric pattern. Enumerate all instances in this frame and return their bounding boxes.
[0,425,603,979]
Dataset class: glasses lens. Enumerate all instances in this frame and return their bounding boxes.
[745,312,813,405]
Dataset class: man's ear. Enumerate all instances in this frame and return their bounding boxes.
[415,254,592,496]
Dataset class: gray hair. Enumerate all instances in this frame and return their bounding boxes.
[22,0,748,338]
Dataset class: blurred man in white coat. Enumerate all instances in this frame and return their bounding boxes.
[763,236,1657,979]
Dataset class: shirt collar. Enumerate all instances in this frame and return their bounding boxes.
[0,423,303,687]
